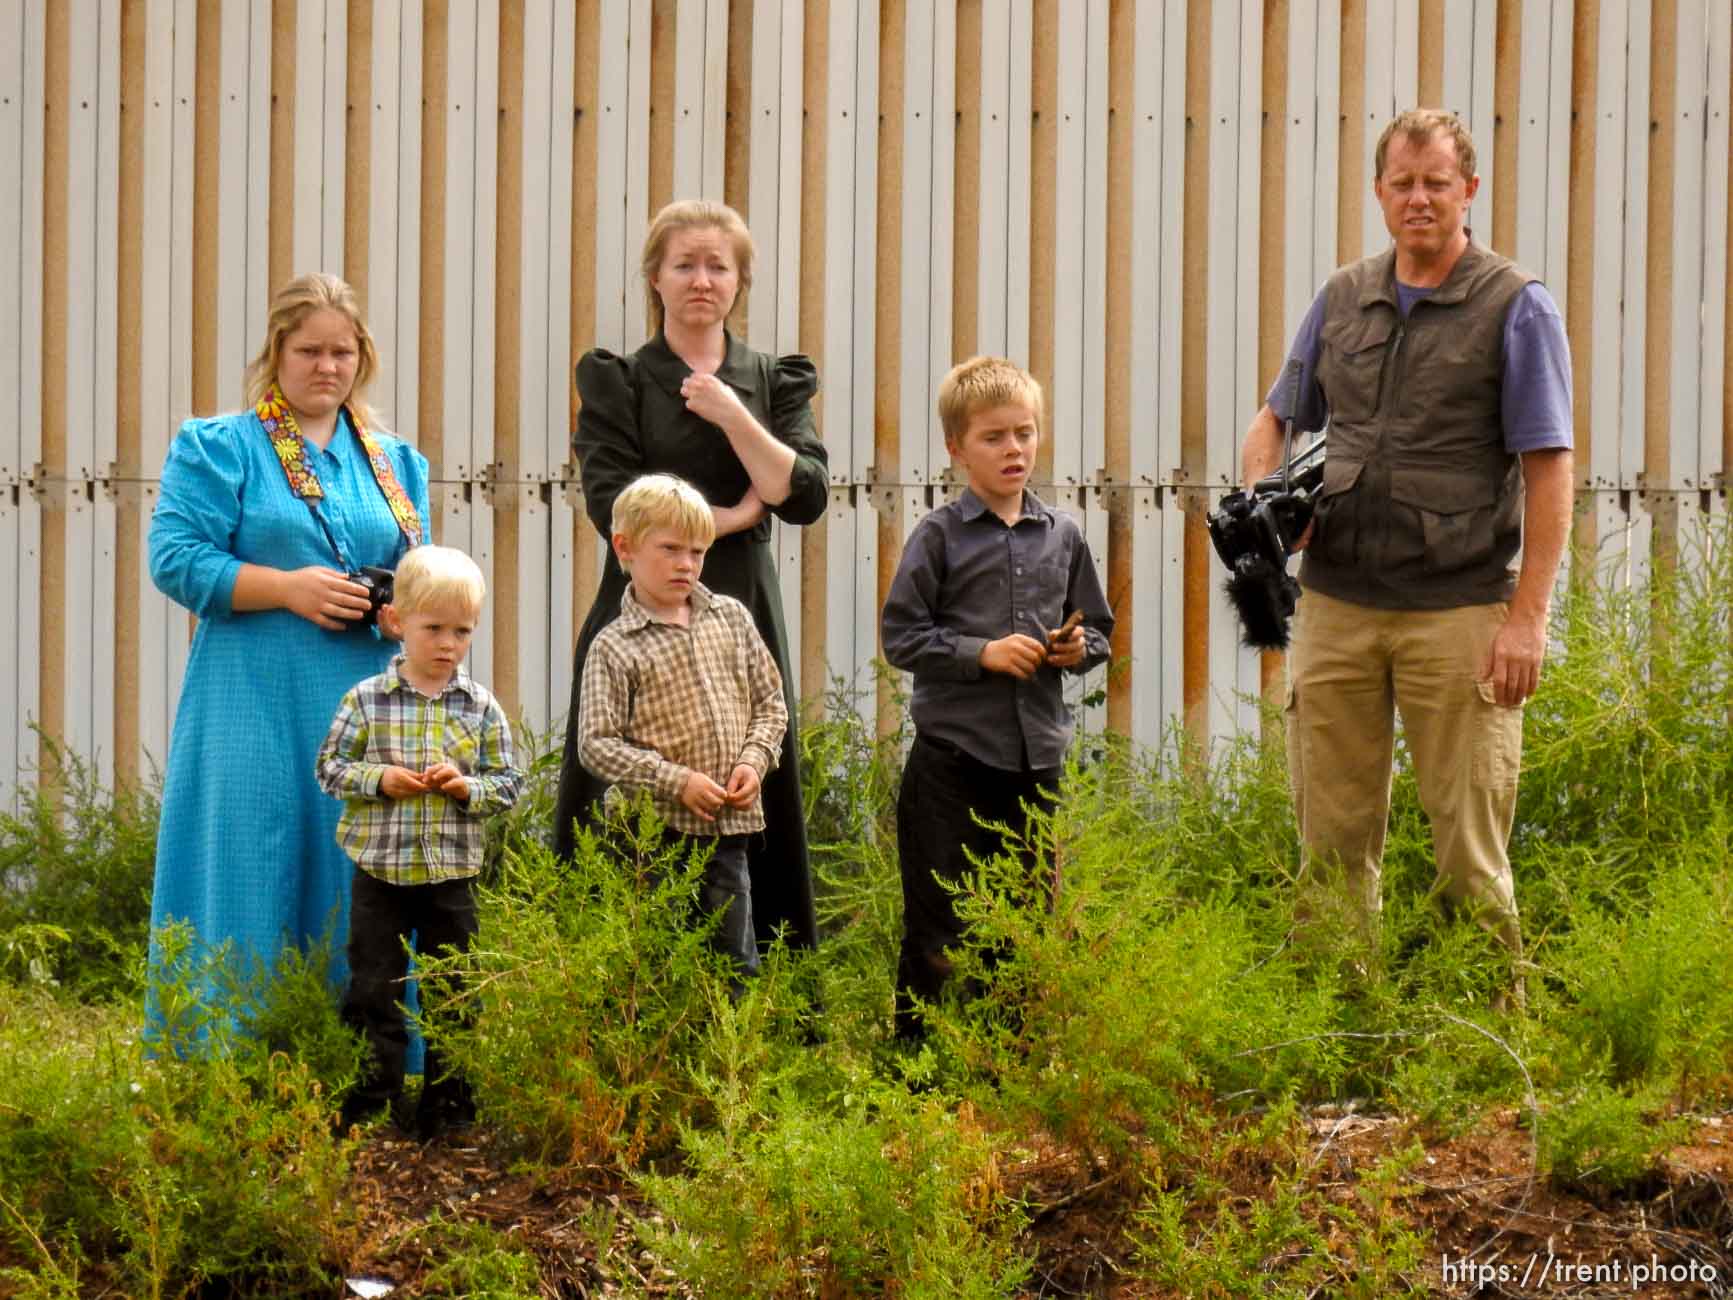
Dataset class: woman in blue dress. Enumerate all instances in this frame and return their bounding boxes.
[147,273,431,1026]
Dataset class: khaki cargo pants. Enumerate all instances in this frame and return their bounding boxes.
[1284,589,1524,956]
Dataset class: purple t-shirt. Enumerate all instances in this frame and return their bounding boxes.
[1267,279,1574,454]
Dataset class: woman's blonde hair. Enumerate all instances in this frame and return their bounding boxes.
[390,545,486,618]
[640,199,755,335]
[611,474,716,551]
[243,273,383,432]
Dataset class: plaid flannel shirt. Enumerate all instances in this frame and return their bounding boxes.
[578,582,786,835]
[316,657,524,884]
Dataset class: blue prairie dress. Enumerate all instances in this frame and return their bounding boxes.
[147,407,431,1011]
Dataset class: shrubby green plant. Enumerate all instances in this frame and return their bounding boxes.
[643,1074,1029,1297]
[1537,1078,1687,1196]
[920,751,1340,1159]
[0,928,359,1295]
[1517,530,1732,883]
[419,796,765,1167]
[0,733,158,1000]
[410,1215,543,1298]
[799,679,909,1042]
[1132,1145,1429,1297]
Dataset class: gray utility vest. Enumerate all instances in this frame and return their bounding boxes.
[1298,240,1536,611]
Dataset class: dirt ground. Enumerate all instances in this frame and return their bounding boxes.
[341,1105,1733,1298]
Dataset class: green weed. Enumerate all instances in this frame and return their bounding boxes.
[0,930,358,1296]
[0,733,158,1000]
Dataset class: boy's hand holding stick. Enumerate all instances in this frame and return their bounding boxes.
[1046,610,1086,669]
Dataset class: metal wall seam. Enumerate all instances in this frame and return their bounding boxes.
[291,0,339,275]
[1620,0,1652,495]
[1153,0,1184,490]
[2,0,42,800]
[672,0,712,200]
[57,0,107,777]
[368,0,403,426]
[395,2,426,441]
[1358,0,1394,257]
[215,0,251,411]
[1125,0,1160,488]
[818,0,854,701]
[1048,0,1087,489]
[91,0,120,780]
[437,0,476,564]
[1515,0,1562,307]
[543,0,577,726]
[1281,0,1320,355]
[1587,0,1628,499]
[134,0,190,772]
[1080,0,1109,490]
[500,0,540,723]
[1701,0,1730,491]
[1666,0,1709,490]
[974,2,1009,358]
[592,0,633,352]
[748,0,785,357]
[469,0,500,686]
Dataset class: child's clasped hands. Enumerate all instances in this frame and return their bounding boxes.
[380,763,470,803]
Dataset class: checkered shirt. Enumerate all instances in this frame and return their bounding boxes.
[315,657,524,884]
[578,582,786,835]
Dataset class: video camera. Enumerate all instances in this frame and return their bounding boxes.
[1206,428,1325,651]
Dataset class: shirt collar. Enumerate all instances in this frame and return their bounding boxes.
[616,579,717,630]
[384,655,477,701]
[955,485,1054,527]
[1362,230,1487,310]
[637,330,760,400]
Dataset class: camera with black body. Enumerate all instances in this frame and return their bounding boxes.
[1206,434,1326,651]
[351,565,396,628]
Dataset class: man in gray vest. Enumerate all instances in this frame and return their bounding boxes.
[1239,109,1574,1008]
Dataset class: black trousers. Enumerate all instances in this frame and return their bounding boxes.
[342,868,478,1109]
[669,832,759,977]
[894,734,1060,1040]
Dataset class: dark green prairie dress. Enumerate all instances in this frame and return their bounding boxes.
[553,331,828,950]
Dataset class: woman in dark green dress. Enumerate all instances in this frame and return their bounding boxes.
[553,199,828,952]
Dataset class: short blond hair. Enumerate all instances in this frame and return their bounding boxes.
[243,273,383,432]
[611,474,716,551]
[640,199,756,335]
[1374,109,1477,181]
[937,356,1045,446]
[390,545,485,618]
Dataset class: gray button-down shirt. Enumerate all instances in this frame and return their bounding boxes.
[881,488,1114,771]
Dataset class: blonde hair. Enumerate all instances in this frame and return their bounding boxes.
[243,273,383,432]
[936,356,1045,445]
[640,199,755,334]
[1374,109,1477,181]
[390,545,486,618]
[611,474,716,552]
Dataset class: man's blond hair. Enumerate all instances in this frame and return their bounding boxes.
[936,356,1045,446]
[1374,108,1477,181]
[611,474,716,551]
[391,545,485,618]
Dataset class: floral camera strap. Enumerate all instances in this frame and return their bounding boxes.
[256,387,424,563]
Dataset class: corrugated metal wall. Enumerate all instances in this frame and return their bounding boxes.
[2,0,1729,800]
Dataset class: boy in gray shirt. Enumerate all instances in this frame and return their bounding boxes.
[880,356,1113,1041]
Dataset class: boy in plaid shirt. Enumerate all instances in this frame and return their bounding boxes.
[577,473,787,979]
[316,544,522,1136]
